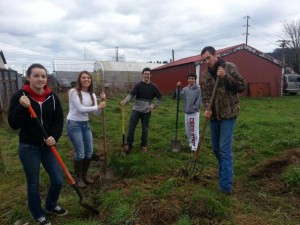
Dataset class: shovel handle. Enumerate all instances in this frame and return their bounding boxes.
[27,105,75,185]
[122,106,125,134]
[101,98,108,170]
[175,85,180,135]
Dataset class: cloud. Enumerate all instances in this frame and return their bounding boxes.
[0,0,299,73]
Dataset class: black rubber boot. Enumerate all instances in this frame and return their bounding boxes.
[74,160,87,188]
[82,158,94,184]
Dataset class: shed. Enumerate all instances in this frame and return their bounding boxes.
[151,44,284,97]
[93,61,164,93]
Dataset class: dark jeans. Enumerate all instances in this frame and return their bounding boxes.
[210,118,236,192]
[19,143,64,219]
[127,110,151,148]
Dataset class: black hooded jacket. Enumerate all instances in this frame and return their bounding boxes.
[8,89,64,146]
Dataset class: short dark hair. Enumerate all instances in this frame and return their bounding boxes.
[142,67,151,74]
[24,63,47,85]
[187,73,197,80]
[201,46,216,56]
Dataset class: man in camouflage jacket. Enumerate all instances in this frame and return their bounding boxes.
[200,46,245,194]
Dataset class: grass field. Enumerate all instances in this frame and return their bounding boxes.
[0,94,300,225]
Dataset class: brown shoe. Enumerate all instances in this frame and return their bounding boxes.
[76,177,87,188]
[83,173,94,184]
[123,144,132,154]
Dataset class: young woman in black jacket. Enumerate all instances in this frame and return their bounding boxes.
[8,63,67,225]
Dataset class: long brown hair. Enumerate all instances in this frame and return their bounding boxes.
[75,71,95,105]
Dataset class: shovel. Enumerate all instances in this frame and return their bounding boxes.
[121,106,128,153]
[171,84,182,152]
[100,98,116,181]
[184,76,220,178]
[27,105,99,214]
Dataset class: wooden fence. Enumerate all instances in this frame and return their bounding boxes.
[0,69,20,112]
[0,69,21,125]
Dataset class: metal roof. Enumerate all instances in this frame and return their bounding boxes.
[53,59,95,72]
[153,43,283,70]
[94,61,164,72]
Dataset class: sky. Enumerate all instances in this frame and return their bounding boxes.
[0,0,299,74]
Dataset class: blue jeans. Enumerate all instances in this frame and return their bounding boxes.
[210,118,236,192]
[19,143,64,219]
[66,120,93,160]
[127,110,151,147]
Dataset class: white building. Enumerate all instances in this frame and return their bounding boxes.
[93,61,164,93]
[53,59,95,88]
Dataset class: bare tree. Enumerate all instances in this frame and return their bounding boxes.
[283,20,300,73]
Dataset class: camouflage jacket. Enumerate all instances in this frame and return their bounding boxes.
[200,62,245,120]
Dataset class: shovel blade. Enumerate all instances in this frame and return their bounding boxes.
[100,167,117,185]
[72,185,99,214]
[171,140,182,152]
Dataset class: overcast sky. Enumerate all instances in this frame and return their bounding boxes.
[1,0,299,74]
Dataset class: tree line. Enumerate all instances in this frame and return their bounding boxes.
[269,19,300,74]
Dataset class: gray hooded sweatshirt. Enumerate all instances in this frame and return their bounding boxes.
[181,84,201,114]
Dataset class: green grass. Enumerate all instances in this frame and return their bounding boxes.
[0,94,300,225]
[282,166,300,187]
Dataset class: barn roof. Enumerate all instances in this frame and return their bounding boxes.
[153,43,283,70]
[94,61,164,72]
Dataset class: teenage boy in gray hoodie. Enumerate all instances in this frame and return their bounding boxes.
[177,73,201,152]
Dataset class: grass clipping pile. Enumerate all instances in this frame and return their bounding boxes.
[250,148,300,193]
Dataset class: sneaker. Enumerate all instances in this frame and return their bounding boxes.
[36,216,51,225]
[46,205,68,216]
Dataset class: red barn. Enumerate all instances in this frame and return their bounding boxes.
[151,44,284,97]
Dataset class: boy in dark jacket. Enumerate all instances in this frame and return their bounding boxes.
[120,67,162,153]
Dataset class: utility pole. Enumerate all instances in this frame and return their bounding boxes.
[84,45,86,60]
[115,47,119,62]
[277,39,290,64]
[243,15,250,45]
[23,64,27,76]
[172,49,175,62]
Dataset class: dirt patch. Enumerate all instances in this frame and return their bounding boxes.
[249,148,300,194]
[233,213,274,225]
[250,148,300,178]
[135,197,182,225]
